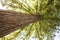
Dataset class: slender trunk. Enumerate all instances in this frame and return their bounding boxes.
[0,10,42,37]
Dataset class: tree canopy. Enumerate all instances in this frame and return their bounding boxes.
[0,0,60,40]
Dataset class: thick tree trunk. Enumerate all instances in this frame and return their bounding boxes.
[0,10,42,37]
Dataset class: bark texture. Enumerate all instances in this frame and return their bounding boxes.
[0,10,42,37]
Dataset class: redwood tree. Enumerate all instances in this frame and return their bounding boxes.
[0,0,60,40]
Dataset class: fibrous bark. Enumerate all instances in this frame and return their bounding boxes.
[0,10,42,37]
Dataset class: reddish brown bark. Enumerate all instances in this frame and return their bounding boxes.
[0,10,42,37]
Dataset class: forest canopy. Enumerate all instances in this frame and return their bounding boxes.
[0,0,60,40]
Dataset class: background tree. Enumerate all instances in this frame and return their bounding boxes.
[0,0,60,40]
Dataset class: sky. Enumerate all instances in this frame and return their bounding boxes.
[53,26,60,40]
[0,4,7,10]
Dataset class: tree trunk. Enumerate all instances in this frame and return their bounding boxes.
[0,10,42,37]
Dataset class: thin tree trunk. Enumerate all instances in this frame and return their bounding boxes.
[0,10,42,37]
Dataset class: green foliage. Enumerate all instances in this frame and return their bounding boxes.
[0,0,60,40]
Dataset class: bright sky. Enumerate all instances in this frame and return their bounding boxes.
[0,0,60,40]
[53,26,60,40]
[0,1,7,10]
[54,32,60,40]
[0,4,7,10]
